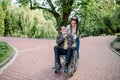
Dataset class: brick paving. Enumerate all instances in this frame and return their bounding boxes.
[0,36,120,80]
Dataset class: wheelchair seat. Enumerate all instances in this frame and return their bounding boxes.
[53,49,78,76]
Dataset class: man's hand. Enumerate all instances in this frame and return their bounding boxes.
[63,34,67,38]
[72,44,76,48]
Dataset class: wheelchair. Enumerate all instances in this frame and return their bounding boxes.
[53,49,78,76]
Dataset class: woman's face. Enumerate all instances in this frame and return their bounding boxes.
[71,20,77,27]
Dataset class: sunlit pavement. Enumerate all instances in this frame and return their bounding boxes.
[0,36,120,80]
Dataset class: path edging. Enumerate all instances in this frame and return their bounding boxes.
[0,46,19,74]
[109,42,120,56]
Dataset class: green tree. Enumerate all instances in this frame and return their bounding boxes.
[0,0,12,36]
[17,0,75,31]
[75,0,116,35]
[4,6,57,38]
[111,0,120,33]
[0,0,11,11]
[4,9,12,36]
[0,6,5,36]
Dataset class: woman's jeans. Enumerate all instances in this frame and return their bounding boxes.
[75,37,80,59]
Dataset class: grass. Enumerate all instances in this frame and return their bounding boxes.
[111,37,120,54]
[0,42,13,63]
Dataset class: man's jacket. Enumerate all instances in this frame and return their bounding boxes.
[56,33,75,49]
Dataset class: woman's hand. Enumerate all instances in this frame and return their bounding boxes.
[74,34,77,40]
[72,44,76,49]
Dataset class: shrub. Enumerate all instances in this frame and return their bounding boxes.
[0,6,5,36]
[0,41,13,63]
[4,7,58,38]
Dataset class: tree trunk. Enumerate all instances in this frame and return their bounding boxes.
[29,0,74,33]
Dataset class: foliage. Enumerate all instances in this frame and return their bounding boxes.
[112,36,120,53]
[0,0,11,11]
[0,6,5,36]
[43,9,57,28]
[115,37,120,42]
[17,0,75,31]
[4,6,58,38]
[0,41,13,63]
[111,4,120,33]
[74,0,120,36]
[115,33,120,37]
[1,0,120,37]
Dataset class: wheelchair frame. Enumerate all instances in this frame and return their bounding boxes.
[54,50,78,76]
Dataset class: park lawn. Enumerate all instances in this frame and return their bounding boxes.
[111,36,120,54]
[0,42,13,63]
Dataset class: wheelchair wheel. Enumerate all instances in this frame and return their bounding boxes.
[68,50,78,75]
[74,51,78,71]
[68,54,75,76]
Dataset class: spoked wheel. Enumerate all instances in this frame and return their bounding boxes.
[68,56,75,76]
[68,50,78,76]
[74,51,78,71]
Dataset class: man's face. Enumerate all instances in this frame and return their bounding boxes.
[61,26,66,34]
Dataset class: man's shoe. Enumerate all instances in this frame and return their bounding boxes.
[56,63,61,70]
[64,66,69,73]
[53,63,61,71]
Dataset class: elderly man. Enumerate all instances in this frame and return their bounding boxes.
[53,26,76,73]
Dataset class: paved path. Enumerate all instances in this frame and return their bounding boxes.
[0,36,120,80]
